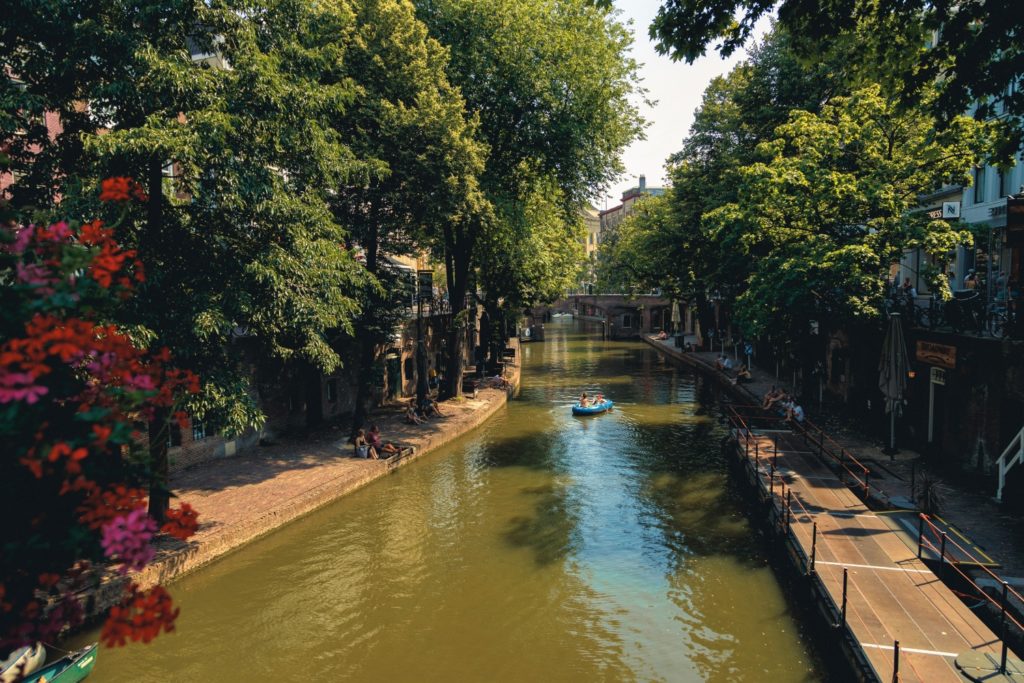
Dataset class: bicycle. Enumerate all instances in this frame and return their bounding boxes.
[987,301,1012,338]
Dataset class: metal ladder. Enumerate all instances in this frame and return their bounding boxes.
[996,425,1024,502]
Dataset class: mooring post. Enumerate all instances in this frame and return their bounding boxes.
[892,640,900,683]
[1001,581,1010,674]
[916,515,924,559]
[810,522,817,574]
[840,567,848,628]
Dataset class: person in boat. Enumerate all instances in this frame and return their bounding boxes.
[594,393,605,405]
[404,404,424,425]
[368,424,399,456]
[353,429,377,459]
[579,392,590,407]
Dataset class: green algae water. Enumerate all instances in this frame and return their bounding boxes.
[83,319,820,681]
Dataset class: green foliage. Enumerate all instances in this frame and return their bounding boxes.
[650,0,1024,152]
[711,85,987,337]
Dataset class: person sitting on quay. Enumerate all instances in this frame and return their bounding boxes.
[655,329,668,340]
[423,397,445,418]
[404,404,424,425]
[353,428,378,459]
[715,355,734,372]
[762,386,783,409]
[785,402,805,425]
[368,423,400,457]
[731,363,752,385]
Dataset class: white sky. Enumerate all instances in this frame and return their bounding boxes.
[597,0,771,209]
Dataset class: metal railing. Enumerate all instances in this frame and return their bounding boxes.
[722,407,1018,681]
[916,513,1023,675]
[996,425,1024,502]
[725,405,890,505]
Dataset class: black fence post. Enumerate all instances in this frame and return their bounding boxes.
[892,640,900,683]
[1001,581,1009,674]
[864,469,870,499]
[786,489,792,534]
[916,515,924,559]
[939,532,948,580]
[810,521,817,575]
[840,567,848,628]
[770,464,775,497]
[773,435,778,469]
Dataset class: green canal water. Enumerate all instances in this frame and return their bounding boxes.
[83,319,820,681]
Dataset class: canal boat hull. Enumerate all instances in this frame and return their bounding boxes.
[24,644,97,683]
[572,400,613,416]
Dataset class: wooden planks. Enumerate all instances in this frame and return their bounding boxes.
[739,430,1014,682]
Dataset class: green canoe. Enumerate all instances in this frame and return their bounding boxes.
[24,644,97,683]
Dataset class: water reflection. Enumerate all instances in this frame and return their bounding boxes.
[81,319,819,682]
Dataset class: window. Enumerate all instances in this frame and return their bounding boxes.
[326,379,338,403]
[621,314,632,328]
[1000,167,1014,199]
[192,419,206,441]
[974,167,987,204]
[166,424,182,449]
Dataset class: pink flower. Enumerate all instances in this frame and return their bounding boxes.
[15,262,56,295]
[101,508,157,572]
[0,371,49,404]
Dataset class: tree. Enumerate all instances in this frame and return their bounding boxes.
[415,0,646,392]
[330,0,486,424]
[705,85,988,341]
[650,0,1024,152]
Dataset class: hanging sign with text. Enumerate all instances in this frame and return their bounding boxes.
[916,340,956,369]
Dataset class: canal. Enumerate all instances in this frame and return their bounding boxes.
[85,319,821,681]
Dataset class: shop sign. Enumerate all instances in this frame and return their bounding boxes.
[943,201,961,218]
[916,340,956,369]
[926,208,943,219]
[930,367,946,385]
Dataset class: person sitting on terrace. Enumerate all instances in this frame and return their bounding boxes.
[731,364,752,385]
[368,424,399,456]
[353,429,378,459]
[404,404,424,425]
[762,386,783,409]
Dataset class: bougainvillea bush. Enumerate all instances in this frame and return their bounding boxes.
[0,179,200,650]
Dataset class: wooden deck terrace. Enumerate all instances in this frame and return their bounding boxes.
[727,407,1022,682]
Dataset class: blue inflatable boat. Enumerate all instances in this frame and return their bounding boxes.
[572,399,613,416]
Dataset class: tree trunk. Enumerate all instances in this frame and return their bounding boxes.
[147,406,171,523]
[351,222,379,435]
[441,223,473,399]
[144,157,170,523]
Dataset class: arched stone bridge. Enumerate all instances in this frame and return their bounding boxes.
[534,294,673,339]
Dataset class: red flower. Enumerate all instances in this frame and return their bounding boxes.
[161,503,200,541]
[77,485,147,530]
[99,177,148,203]
[101,585,179,647]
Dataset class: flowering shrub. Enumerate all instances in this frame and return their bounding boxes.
[0,180,200,650]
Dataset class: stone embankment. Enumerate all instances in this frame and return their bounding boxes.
[83,359,521,617]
